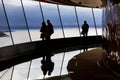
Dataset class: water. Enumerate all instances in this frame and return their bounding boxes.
[0,28,102,47]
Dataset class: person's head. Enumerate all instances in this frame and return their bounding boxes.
[84,21,87,24]
[42,21,46,25]
[47,20,50,23]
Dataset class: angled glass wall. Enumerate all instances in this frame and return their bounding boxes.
[41,2,64,39]
[76,7,96,36]
[0,0,13,47]
[23,0,43,41]
[92,8,102,35]
[58,5,80,37]
[3,0,31,44]
[0,0,103,80]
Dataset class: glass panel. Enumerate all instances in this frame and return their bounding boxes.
[93,8,102,35]
[3,0,30,44]
[76,7,96,36]
[23,0,43,41]
[0,0,13,47]
[41,2,64,39]
[58,5,80,38]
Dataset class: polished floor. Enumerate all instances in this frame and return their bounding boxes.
[67,48,120,80]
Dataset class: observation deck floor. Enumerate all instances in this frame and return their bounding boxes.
[67,48,120,80]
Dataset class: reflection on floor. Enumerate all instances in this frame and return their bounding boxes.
[0,50,82,80]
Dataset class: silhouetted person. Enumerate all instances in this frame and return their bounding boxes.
[81,21,89,37]
[46,20,54,40]
[40,21,48,40]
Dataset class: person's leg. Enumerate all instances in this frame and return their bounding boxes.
[86,32,88,37]
[83,33,85,37]
[85,32,88,37]
[46,35,50,40]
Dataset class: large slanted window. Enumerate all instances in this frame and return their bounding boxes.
[0,1,103,80]
[92,8,102,35]
[76,7,96,36]
[58,5,80,38]
[41,2,64,39]
[23,0,43,41]
[3,0,31,44]
[0,0,13,47]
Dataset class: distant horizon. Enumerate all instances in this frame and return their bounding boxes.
[0,24,102,30]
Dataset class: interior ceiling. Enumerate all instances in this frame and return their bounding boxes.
[34,0,107,8]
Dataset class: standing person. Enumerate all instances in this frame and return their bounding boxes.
[40,21,48,40]
[46,20,54,40]
[81,21,89,37]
